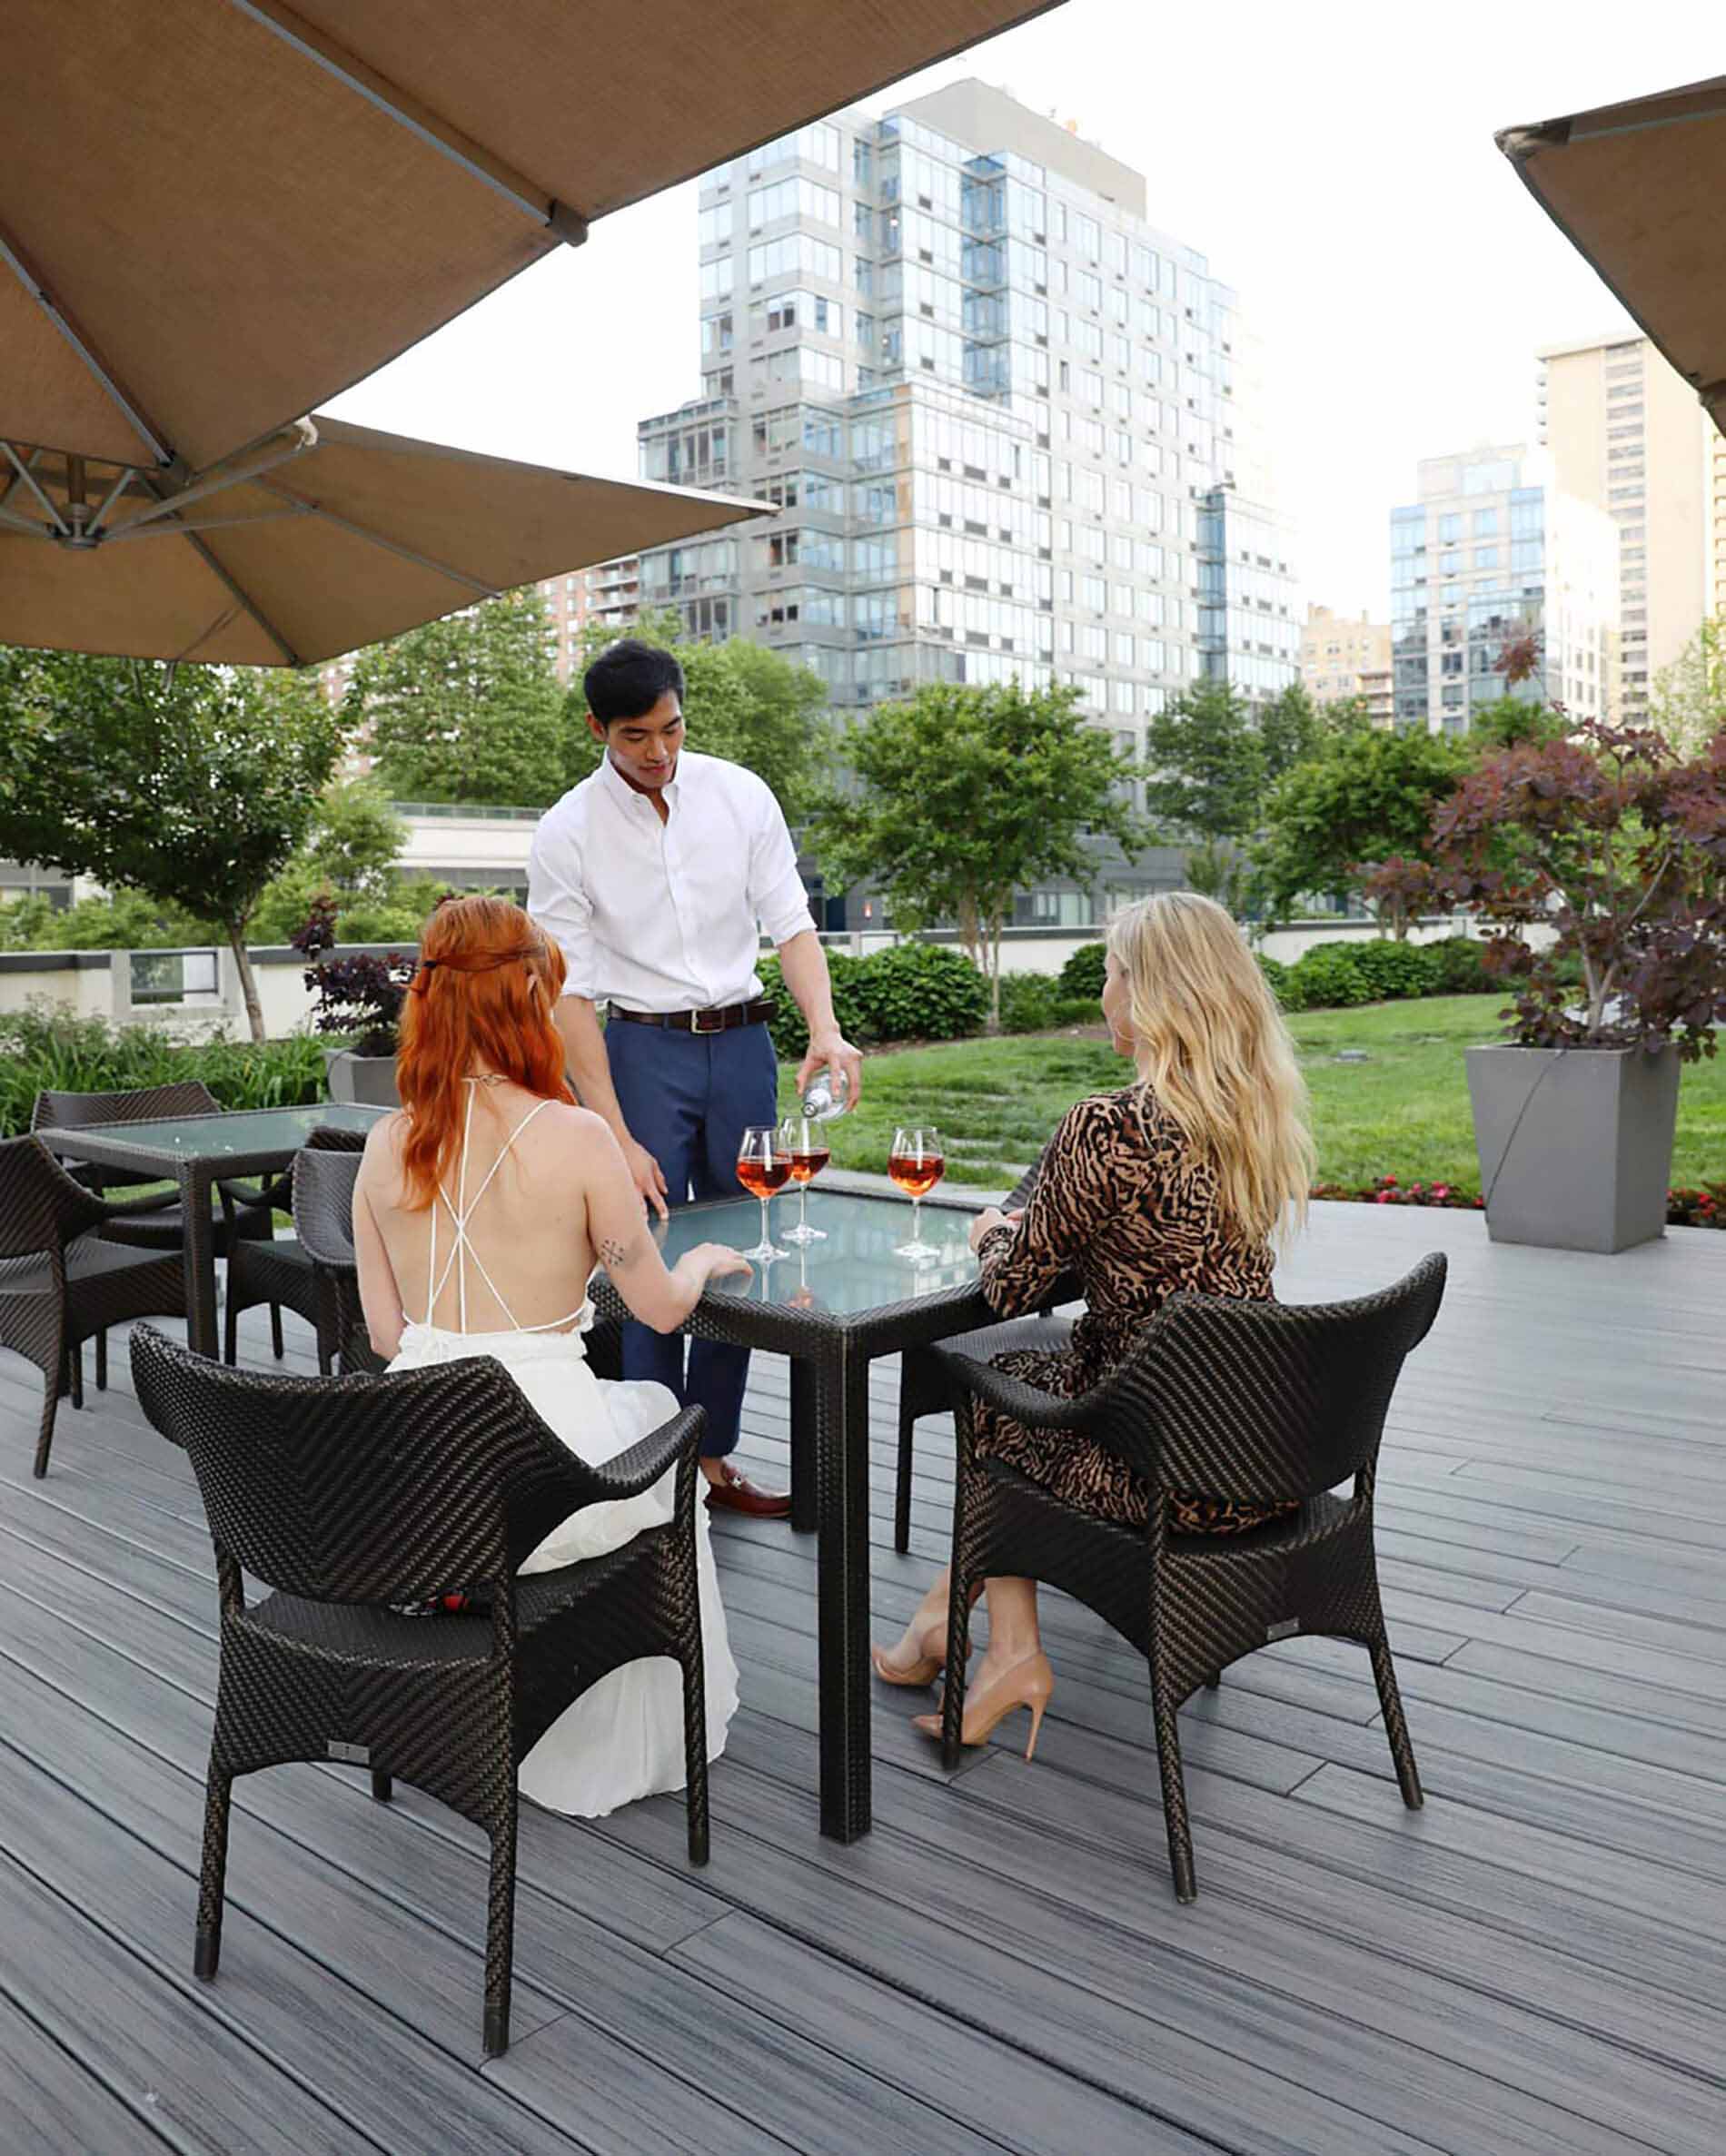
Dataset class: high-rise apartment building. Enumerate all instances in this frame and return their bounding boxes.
[1538,333,1726,716]
[541,557,641,683]
[1300,605,1393,722]
[636,78,1296,801]
[1390,445,1617,733]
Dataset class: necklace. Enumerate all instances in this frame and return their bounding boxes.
[462,1073,510,1087]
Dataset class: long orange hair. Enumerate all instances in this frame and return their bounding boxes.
[396,895,572,1210]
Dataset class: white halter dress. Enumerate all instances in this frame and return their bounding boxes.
[388,1088,738,1816]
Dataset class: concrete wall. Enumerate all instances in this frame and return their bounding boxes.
[0,917,1486,1038]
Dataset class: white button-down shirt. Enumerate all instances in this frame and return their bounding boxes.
[527,750,813,1013]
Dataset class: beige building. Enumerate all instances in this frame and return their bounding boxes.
[1538,333,1726,716]
[1300,605,1393,720]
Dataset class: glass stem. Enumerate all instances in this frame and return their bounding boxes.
[799,1185,809,1236]
[911,1193,922,1246]
[760,1195,771,1249]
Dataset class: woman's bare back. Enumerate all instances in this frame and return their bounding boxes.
[359,1086,608,1335]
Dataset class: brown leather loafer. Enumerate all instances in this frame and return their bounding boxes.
[704,1461,791,1518]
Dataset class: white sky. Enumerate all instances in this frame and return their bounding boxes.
[326,0,1707,623]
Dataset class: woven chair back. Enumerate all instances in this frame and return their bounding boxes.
[1093,1252,1447,1505]
[292,1145,362,1266]
[0,1135,109,1259]
[130,1325,591,1606]
[32,1080,221,1132]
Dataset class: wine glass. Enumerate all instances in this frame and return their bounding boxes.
[778,1113,830,1244]
[889,1124,945,1263]
[737,1124,791,1261]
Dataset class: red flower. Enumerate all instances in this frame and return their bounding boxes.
[1374,1191,1393,1204]
[1381,1174,1398,1188]
[1432,1183,1451,1200]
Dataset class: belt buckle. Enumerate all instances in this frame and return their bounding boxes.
[689,1006,725,1034]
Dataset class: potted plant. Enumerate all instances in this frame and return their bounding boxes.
[1423,719,1726,1252]
[294,899,417,1107]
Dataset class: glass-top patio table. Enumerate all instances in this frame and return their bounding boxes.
[35,1103,389,1360]
[591,1186,994,1843]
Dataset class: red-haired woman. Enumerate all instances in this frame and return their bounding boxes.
[352,895,749,1816]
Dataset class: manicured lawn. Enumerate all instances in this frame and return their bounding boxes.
[776,994,1726,1192]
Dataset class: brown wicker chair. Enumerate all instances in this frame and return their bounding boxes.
[31,1082,278,1256]
[0,1136,188,1476]
[894,1146,1073,1552]
[130,1322,712,2058]
[932,1252,1447,1902]
[223,1124,371,1370]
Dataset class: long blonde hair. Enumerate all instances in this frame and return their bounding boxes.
[1106,892,1314,1249]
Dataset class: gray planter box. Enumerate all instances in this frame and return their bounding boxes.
[323,1047,401,1109]
[1465,1043,1680,1253]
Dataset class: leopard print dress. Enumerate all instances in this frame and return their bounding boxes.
[972,1085,1295,1537]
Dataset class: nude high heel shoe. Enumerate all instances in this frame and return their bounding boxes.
[913,1651,1055,1761]
[871,1615,971,1689]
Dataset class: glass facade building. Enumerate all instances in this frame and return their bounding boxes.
[1390,447,1618,732]
[636,83,1297,791]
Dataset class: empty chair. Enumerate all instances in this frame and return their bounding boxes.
[223,1123,370,1370]
[932,1252,1446,1901]
[130,1322,712,2057]
[0,1136,187,1476]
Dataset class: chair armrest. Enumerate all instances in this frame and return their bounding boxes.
[569,1404,708,1501]
[92,1187,184,1220]
[937,1339,1159,1483]
[934,1347,1096,1433]
[217,1173,291,1217]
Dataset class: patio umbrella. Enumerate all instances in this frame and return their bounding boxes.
[1498,75,1726,429]
[0,414,765,667]
[2,0,1064,476]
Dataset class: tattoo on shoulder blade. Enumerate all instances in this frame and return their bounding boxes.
[599,1235,633,1270]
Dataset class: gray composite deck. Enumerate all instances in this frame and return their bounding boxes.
[1,1201,1724,2153]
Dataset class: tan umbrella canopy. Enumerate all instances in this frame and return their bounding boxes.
[0,415,765,667]
[1498,76,1726,430]
[2,0,1063,477]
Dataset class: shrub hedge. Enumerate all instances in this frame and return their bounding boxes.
[0,1005,325,1139]
[1273,935,1494,1014]
[1058,940,1108,999]
[996,972,1103,1034]
[758,941,988,1059]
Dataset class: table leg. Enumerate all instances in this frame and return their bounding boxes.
[815,1339,872,1841]
[180,1164,219,1359]
[789,1357,816,1535]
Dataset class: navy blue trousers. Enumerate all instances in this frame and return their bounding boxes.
[605,1018,778,1459]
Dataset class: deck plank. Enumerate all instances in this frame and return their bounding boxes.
[1,1202,1722,2154]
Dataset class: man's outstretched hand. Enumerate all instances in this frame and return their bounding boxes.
[796,1030,864,1111]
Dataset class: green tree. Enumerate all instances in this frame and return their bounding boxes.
[1141,678,1360,912]
[0,649,343,1037]
[352,587,566,806]
[1255,723,1470,936]
[1648,613,1726,757]
[1468,695,1568,750]
[565,610,833,818]
[307,779,406,903]
[810,679,1146,1024]
[0,885,207,952]
[1141,679,1264,844]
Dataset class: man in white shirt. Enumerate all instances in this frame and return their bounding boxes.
[528,639,862,1518]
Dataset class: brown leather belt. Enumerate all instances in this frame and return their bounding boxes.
[608,998,775,1034]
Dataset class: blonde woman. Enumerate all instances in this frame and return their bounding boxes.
[873,891,1317,1756]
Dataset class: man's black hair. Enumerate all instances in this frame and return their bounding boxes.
[584,638,686,725]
